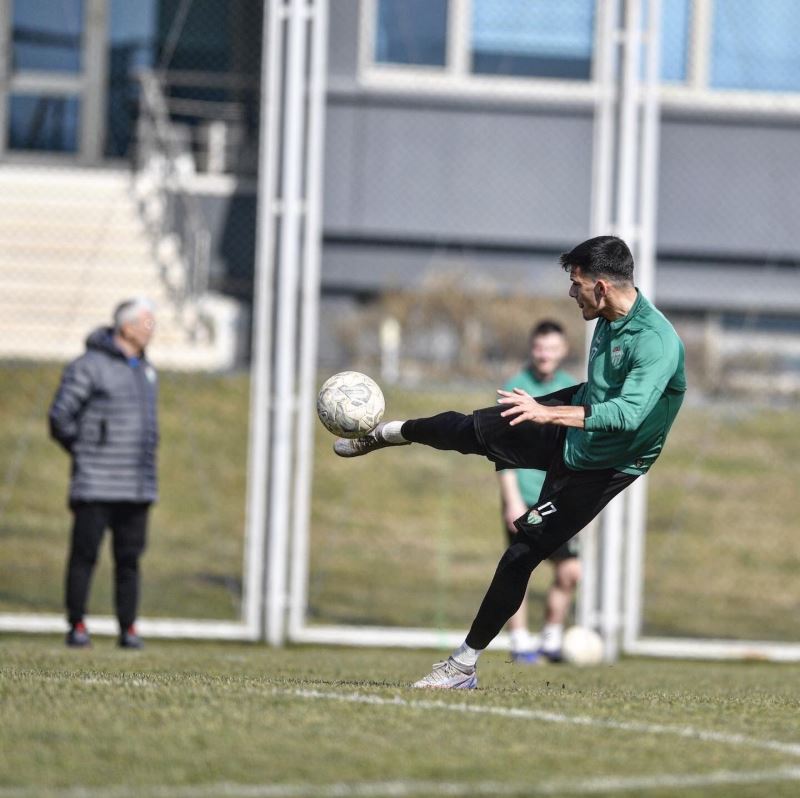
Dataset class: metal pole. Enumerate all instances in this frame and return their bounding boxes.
[242,0,282,640]
[623,0,662,649]
[265,0,308,646]
[599,0,641,660]
[589,0,619,238]
[81,0,109,164]
[600,493,625,661]
[616,0,643,243]
[0,0,12,158]
[288,0,329,639]
[581,0,620,634]
[638,0,662,299]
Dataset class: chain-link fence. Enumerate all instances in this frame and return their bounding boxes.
[2,1,798,648]
[0,0,261,627]
[307,0,800,649]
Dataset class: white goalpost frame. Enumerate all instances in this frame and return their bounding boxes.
[281,0,800,661]
[583,0,663,663]
[287,0,329,643]
[593,0,800,663]
[0,0,289,643]
[263,0,309,647]
[581,0,660,662]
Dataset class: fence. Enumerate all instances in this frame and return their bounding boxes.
[1,0,798,657]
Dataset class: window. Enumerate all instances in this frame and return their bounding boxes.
[366,0,800,113]
[471,0,594,80]
[375,0,448,67]
[12,0,83,73]
[9,95,80,153]
[712,0,800,92]
[659,0,690,83]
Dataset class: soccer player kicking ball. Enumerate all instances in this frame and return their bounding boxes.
[335,236,686,689]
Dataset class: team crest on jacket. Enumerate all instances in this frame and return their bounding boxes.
[611,345,623,367]
[526,501,557,526]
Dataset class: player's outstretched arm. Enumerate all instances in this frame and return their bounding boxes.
[497,388,585,429]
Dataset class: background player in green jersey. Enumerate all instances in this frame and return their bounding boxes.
[335,236,686,689]
[498,320,578,664]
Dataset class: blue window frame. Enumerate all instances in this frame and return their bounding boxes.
[375,0,448,67]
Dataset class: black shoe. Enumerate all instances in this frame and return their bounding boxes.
[119,626,144,649]
[540,648,564,664]
[66,622,91,648]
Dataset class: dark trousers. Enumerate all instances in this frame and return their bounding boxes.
[65,501,149,629]
[402,407,636,651]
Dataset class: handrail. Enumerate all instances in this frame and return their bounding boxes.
[134,69,211,316]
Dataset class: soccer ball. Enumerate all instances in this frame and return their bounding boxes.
[561,626,604,666]
[317,371,385,438]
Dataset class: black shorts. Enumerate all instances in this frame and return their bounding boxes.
[475,390,637,561]
[504,523,579,561]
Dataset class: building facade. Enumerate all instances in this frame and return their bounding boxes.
[2,0,799,378]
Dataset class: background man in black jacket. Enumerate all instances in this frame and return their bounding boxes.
[49,298,158,649]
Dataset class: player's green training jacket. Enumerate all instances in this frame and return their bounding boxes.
[564,291,686,475]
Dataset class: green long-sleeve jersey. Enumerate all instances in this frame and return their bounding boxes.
[564,290,686,475]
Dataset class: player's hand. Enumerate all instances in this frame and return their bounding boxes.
[497,388,551,426]
[503,499,527,533]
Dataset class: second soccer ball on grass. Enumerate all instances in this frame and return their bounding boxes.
[561,626,605,666]
[317,371,385,438]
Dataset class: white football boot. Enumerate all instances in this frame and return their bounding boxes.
[333,422,410,458]
[412,658,477,689]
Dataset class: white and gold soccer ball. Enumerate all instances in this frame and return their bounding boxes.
[316,371,385,439]
[562,626,604,666]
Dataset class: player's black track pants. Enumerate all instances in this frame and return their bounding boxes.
[401,397,636,651]
[66,501,149,629]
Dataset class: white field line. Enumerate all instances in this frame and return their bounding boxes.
[2,769,800,798]
[25,675,800,759]
[24,675,800,759]
[10,679,800,797]
[282,688,800,759]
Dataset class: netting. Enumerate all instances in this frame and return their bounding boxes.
[305,0,800,652]
[0,0,261,631]
[2,1,798,653]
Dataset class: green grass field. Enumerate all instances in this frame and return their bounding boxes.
[2,636,800,797]
[2,362,800,796]
[1,362,799,639]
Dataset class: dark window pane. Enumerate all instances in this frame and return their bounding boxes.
[712,0,800,91]
[471,0,594,80]
[12,0,83,73]
[106,0,159,157]
[9,95,80,153]
[375,0,448,67]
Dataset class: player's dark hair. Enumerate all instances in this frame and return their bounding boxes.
[529,319,565,342]
[559,235,634,284]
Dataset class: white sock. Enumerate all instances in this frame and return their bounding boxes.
[450,641,481,670]
[380,420,407,443]
[540,623,564,653]
[510,628,533,654]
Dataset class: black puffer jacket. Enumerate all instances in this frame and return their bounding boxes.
[49,327,159,504]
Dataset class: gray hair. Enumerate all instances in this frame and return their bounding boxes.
[113,297,156,331]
